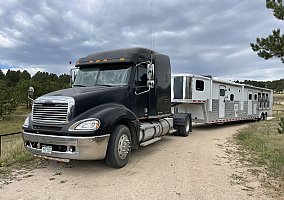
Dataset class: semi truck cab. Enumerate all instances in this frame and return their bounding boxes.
[22,48,192,168]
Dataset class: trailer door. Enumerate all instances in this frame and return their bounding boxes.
[253,92,257,115]
[219,85,226,118]
[248,90,253,115]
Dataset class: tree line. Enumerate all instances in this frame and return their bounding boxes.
[0,69,70,118]
[236,79,284,93]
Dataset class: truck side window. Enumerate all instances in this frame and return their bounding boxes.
[196,80,204,91]
[135,66,147,87]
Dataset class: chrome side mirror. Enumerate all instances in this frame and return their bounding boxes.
[28,86,34,96]
[147,63,155,88]
[70,68,78,86]
[27,87,34,107]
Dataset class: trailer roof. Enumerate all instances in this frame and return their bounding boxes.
[76,47,156,66]
[172,74,273,92]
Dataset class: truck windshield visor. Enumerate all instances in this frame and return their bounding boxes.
[74,64,132,87]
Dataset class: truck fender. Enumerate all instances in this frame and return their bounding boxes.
[94,104,139,149]
[68,103,139,148]
[173,113,192,135]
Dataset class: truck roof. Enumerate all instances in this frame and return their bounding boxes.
[76,47,156,66]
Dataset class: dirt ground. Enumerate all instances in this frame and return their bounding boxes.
[0,122,280,200]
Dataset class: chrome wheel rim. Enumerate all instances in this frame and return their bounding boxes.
[117,134,130,160]
[185,118,190,133]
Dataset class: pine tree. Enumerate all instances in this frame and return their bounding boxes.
[250,0,284,62]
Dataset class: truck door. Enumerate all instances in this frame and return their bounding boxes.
[219,85,226,118]
[248,90,253,115]
[132,65,149,118]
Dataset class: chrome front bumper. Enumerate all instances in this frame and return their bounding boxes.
[22,131,110,161]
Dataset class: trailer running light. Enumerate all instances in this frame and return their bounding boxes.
[69,118,100,131]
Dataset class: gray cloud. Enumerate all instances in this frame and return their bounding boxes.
[0,0,283,80]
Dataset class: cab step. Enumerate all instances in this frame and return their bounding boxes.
[140,137,161,147]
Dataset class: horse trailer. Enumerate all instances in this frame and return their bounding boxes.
[171,74,273,124]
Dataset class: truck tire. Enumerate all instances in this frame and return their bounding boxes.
[106,125,131,168]
[178,115,191,137]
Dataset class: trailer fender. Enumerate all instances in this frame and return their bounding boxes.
[173,113,192,136]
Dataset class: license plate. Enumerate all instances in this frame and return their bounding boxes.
[42,145,52,154]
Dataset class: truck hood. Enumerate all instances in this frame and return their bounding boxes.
[45,86,127,117]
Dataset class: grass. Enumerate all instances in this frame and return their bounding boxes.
[0,106,31,135]
[0,106,35,171]
[0,135,34,167]
[234,119,284,192]
[274,93,284,99]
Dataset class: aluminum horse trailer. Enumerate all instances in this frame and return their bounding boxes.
[171,74,273,124]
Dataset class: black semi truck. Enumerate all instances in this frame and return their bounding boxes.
[22,48,192,168]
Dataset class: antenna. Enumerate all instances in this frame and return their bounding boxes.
[150,1,155,50]
[69,61,72,87]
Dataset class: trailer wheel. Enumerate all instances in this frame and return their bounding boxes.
[106,125,131,168]
[261,112,267,121]
[178,115,191,137]
[264,112,268,120]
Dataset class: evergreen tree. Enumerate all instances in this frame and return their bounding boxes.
[5,69,20,87]
[20,70,31,80]
[250,0,284,62]
[0,70,5,80]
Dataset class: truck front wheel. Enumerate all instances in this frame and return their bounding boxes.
[106,125,131,168]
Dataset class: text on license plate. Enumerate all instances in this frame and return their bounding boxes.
[42,145,52,154]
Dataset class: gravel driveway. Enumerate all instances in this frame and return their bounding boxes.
[0,122,274,200]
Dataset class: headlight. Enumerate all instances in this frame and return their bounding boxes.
[23,116,29,128]
[69,118,100,131]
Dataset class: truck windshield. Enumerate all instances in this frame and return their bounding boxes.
[73,64,131,87]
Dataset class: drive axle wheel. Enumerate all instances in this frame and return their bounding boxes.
[106,125,131,168]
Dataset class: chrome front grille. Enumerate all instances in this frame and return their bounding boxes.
[32,96,75,125]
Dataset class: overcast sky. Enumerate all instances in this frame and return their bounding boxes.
[0,0,283,81]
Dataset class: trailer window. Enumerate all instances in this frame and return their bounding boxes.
[196,80,204,91]
[173,77,183,99]
[220,89,225,96]
[249,94,252,100]
[230,94,234,101]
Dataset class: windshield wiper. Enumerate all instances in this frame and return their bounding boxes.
[96,84,114,87]
[73,84,86,87]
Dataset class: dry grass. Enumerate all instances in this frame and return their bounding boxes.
[0,135,34,167]
[0,106,34,169]
[0,106,30,135]
[234,119,284,193]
